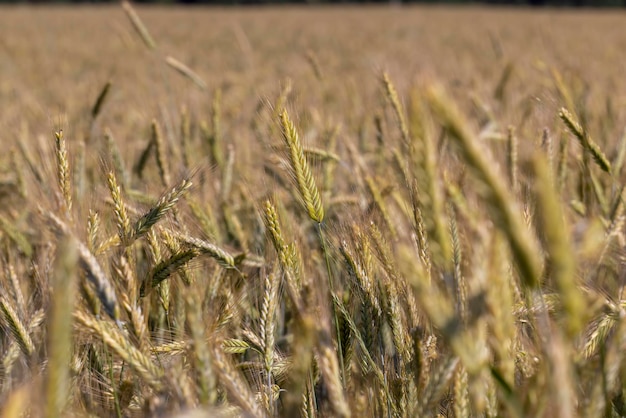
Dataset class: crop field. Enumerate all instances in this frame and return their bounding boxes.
[1,3,626,417]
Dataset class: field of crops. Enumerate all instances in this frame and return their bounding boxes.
[1,3,625,417]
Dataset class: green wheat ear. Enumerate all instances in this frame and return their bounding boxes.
[279,108,325,224]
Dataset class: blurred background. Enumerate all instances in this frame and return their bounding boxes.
[2,0,626,8]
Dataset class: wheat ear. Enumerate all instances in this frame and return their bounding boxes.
[279,109,324,223]
[121,0,156,50]
[55,130,72,217]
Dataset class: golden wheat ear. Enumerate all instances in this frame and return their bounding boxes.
[279,109,325,224]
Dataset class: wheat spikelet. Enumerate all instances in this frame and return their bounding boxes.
[4,261,26,319]
[494,61,514,102]
[134,134,154,180]
[165,56,207,90]
[222,339,251,354]
[339,240,381,316]
[382,72,409,143]
[185,290,216,405]
[54,130,72,217]
[180,106,191,168]
[142,248,199,297]
[132,178,192,241]
[74,139,86,202]
[201,89,224,169]
[304,146,340,162]
[86,209,100,253]
[264,199,287,259]
[105,129,129,191]
[582,313,616,360]
[212,344,263,418]
[91,80,111,120]
[559,108,611,174]
[151,341,188,355]
[45,211,121,321]
[115,255,149,351]
[583,315,626,418]
[454,366,470,418]
[410,185,433,275]
[305,49,323,81]
[107,170,131,244]
[332,293,386,388]
[121,0,156,50]
[2,310,44,387]
[0,296,34,358]
[415,356,459,416]
[151,119,171,188]
[450,207,467,323]
[175,232,236,268]
[260,267,280,399]
[74,310,163,390]
[279,109,325,223]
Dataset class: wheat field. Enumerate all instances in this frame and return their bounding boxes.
[0,3,625,417]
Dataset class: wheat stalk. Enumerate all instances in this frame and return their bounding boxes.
[44,238,78,418]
